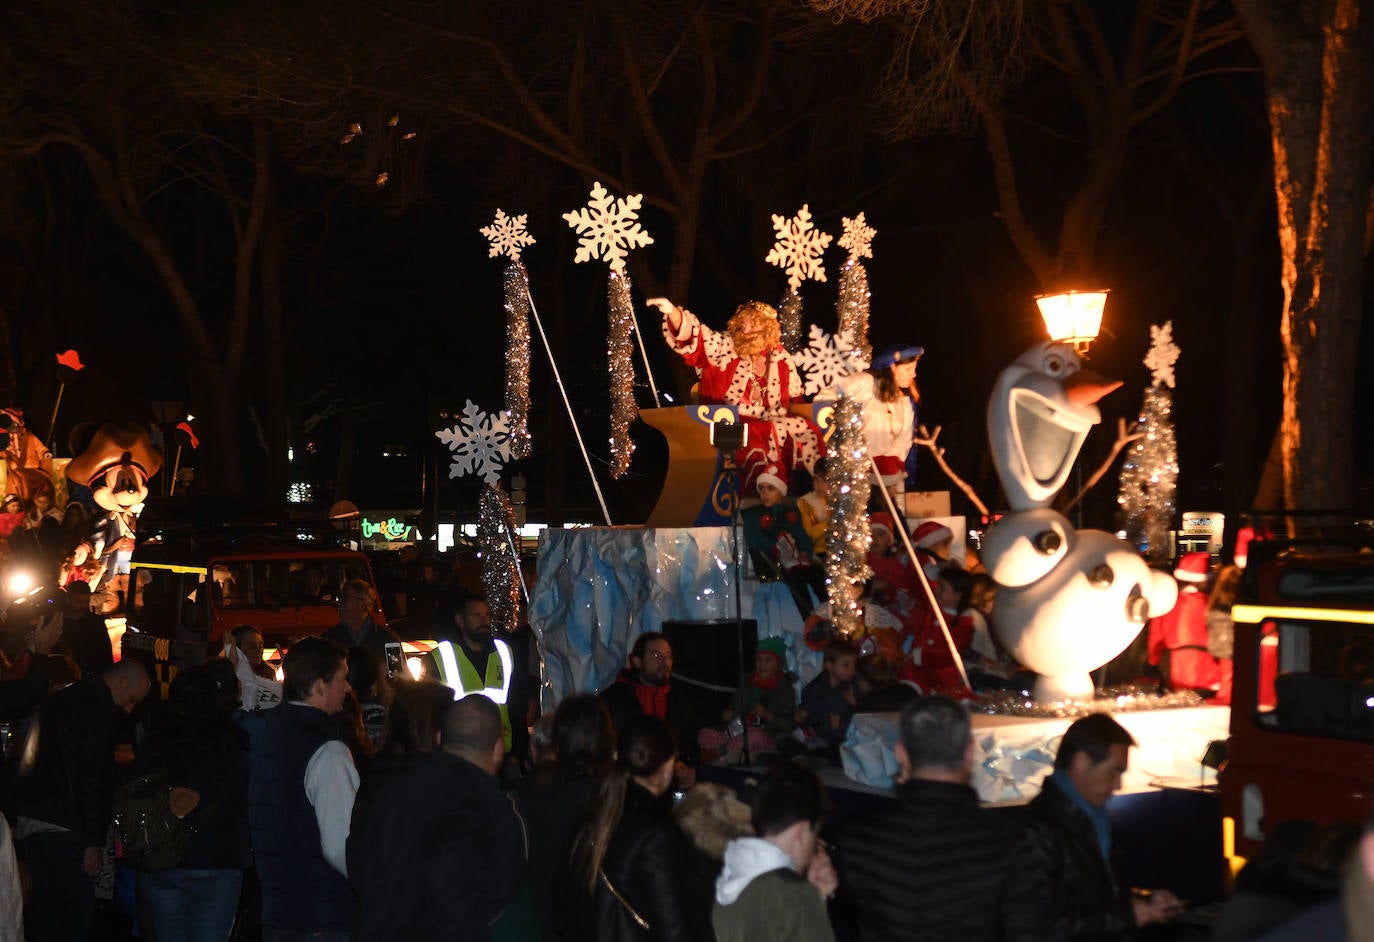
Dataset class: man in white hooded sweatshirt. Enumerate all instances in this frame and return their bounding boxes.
[713,763,837,942]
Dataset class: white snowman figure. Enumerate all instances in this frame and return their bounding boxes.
[981,343,1177,702]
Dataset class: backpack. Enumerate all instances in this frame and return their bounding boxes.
[113,771,192,872]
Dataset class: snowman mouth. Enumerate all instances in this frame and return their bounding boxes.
[1010,389,1089,487]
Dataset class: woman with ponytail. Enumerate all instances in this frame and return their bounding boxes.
[556,714,707,941]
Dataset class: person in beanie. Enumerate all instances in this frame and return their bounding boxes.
[698,637,796,762]
[1146,551,1221,695]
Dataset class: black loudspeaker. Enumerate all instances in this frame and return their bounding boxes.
[662,619,758,734]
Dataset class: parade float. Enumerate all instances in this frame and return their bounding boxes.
[457,187,1230,808]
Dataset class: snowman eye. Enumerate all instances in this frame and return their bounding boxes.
[1043,354,1068,376]
[1088,564,1114,588]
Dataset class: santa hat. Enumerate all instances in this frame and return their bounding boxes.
[755,465,788,498]
[1174,551,1211,583]
[868,512,895,539]
[911,520,953,550]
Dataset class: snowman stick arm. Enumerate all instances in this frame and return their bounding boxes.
[1061,418,1143,513]
[913,425,990,519]
[870,457,972,693]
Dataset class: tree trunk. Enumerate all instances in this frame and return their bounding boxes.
[1234,0,1374,528]
[260,175,290,500]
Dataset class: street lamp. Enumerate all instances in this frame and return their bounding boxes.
[1036,289,1108,531]
[1035,290,1109,353]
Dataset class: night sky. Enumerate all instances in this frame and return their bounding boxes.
[1,1,1370,533]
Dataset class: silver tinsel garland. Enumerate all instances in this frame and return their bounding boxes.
[478,483,523,632]
[779,288,803,352]
[607,269,637,478]
[824,393,872,635]
[1117,385,1178,560]
[836,258,872,359]
[973,685,1203,718]
[504,261,533,461]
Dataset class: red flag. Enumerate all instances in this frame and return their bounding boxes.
[56,350,85,371]
[175,421,200,449]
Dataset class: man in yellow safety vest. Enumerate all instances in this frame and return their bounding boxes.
[434,595,527,764]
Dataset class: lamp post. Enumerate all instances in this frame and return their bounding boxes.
[1036,290,1108,528]
[1035,289,1108,354]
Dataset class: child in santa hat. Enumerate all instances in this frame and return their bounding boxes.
[742,466,827,621]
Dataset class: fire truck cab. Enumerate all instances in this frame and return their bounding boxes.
[1220,534,1374,873]
[115,497,388,693]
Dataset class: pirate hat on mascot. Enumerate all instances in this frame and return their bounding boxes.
[67,422,164,497]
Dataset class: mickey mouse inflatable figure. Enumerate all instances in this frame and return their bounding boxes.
[66,422,163,613]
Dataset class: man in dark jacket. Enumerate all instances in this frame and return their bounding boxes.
[838,695,1043,942]
[347,693,526,942]
[322,578,400,664]
[1023,713,1183,941]
[15,660,150,941]
[599,632,698,765]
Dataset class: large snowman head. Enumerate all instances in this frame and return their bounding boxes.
[987,342,1121,510]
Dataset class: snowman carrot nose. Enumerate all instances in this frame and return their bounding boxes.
[1062,370,1122,405]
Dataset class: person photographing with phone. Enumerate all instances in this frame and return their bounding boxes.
[322,579,401,667]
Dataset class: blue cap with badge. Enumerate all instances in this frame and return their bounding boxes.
[871,344,924,370]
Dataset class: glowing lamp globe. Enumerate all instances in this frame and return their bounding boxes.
[1035,290,1108,353]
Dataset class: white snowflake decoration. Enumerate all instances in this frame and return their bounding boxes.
[480,209,537,261]
[838,212,876,262]
[765,204,833,290]
[562,182,654,273]
[1143,321,1181,389]
[793,324,869,397]
[435,400,514,484]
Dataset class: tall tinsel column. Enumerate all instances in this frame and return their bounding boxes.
[606,269,637,477]
[563,182,655,480]
[766,204,832,355]
[778,289,804,352]
[836,213,876,358]
[824,393,872,636]
[480,210,538,458]
[479,483,524,632]
[503,262,533,460]
[1117,322,1181,561]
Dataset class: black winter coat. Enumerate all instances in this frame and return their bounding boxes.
[348,750,527,942]
[600,672,699,764]
[556,782,705,942]
[1021,779,1136,942]
[838,778,1045,942]
[14,675,124,847]
[518,775,598,942]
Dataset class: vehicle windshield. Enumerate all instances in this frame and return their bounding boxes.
[1260,616,1374,742]
[209,558,373,610]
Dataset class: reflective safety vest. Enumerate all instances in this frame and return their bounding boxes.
[437,638,514,750]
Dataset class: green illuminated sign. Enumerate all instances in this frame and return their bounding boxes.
[361,516,413,542]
